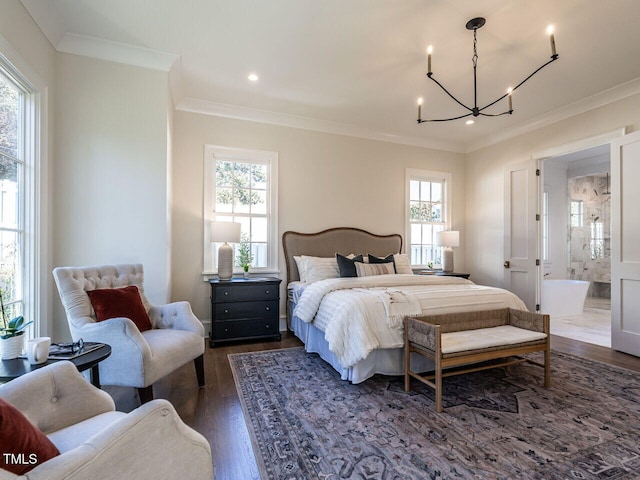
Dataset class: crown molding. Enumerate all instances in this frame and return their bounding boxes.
[175,97,463,153]
[464,77,640,153]
[56,33,178,72]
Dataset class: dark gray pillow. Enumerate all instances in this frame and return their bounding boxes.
[367,254,397,273]
[336,254,364,277]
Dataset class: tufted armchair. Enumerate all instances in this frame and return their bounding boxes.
[0,361,213,480]
[52,264,205,403]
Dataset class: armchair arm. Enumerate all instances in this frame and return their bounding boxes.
[148,301,205,336]
[0,362,114,435]
[71,317,152,360]
[24,400,213,480]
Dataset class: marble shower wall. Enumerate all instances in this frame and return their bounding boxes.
[568,174,611,297]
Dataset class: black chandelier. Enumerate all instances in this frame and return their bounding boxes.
[417,17,559,124]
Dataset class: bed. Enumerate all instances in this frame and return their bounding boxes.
[283,227,528,384]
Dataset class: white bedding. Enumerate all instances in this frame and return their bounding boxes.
[292,274,527,368]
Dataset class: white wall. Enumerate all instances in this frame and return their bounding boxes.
[171,111,466,323]
[466,93,640,289]
[53,53,171,339]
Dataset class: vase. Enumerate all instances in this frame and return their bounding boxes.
[1,335,24,360]
[243,270,250,279]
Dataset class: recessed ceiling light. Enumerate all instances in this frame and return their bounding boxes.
[248,73,259,82]
[466,119,474,125]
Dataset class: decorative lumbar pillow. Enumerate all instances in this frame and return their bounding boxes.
[87,285,152,332]
[0,397,60,474]
[393,254,413,274]
[301,256,340,283]
[336,254,364,277]
[355,262,396,277]
[367,254,397,273]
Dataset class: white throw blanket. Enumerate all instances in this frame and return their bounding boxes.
[353,287,422,329]
[292,274,527,368]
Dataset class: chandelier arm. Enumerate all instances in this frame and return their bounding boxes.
[479,55,559,113]
[427,74,473,112]
[418,112,473,123]
[478,111,512,117]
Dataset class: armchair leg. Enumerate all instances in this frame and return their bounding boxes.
[138,386,154,404]
[194,354,205,388]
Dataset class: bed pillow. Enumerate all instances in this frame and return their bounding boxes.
[393,254,413,274]
[301,256,340,283]
[0,397,60,474]
[87,285,152,332]
[294,256,307,281]
[355,262,395,277]
[336,254,364,277]
[367,254,397,273]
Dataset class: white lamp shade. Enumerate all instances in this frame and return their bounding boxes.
[210,221,241,244]
[435,230,460,247]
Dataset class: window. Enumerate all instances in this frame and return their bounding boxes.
[590,221,605,260]
[570,200,583,227]
[406,169,451,267]
[203,145,278,274]
[0,68,25,324]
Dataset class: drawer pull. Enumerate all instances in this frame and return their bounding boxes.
[265,290,269,294]
[224,291,229,296]
[265,306,270,311]
[266,325,270,329]
[224,328,228,332]
[224,309,229,313]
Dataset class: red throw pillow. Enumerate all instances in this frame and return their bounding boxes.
[0,397,60,474]
[87,285,152,332]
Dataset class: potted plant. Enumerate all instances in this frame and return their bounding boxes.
[0,290,33,359]
[237,236,253,278]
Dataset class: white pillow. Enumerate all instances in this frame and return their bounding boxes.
[355,262,395,277]
[393,254,413,274]
[301,256,340,283]
[294,256,307,281]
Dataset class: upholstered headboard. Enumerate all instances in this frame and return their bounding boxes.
[282,227,403,284]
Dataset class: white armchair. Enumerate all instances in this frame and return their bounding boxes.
[0,361,213,480]
[52,264,205,403]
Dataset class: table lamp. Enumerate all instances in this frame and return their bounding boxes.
[435,230,460,273]
[210,221,241,281]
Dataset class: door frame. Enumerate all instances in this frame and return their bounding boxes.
[532,129,625,313]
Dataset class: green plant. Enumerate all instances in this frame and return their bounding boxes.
[0,290,31,339]
[237,235,253,272]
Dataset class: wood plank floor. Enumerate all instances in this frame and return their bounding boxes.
[106,333,640,480]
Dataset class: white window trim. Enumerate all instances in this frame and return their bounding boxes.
[405,168,452,268]
[202,144,279,276]
[0,35,47,338]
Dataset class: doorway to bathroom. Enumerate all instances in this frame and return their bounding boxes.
[540,144,611,347]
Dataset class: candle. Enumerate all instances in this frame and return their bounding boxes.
[427,46,433,74]
[547,25,557,57]
[417,97,423,121]
[507,87,513,111]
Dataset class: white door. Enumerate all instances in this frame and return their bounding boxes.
[611,130,640,356]
[504,159,539,311]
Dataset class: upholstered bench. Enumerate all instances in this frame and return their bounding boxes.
[404,308,550,412]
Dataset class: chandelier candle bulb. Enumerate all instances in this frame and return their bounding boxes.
[417,97,423,121]
[507,88,513,111]
[547,25,557,57]
[427,46,433,74]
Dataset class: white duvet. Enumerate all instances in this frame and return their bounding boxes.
[292,274,527,368]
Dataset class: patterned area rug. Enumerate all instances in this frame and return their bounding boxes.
[229,347,640,479]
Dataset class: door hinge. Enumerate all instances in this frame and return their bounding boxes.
[536,169,540,176]
[536,259,540,266]
[535,303,540,311]
[536,213,541,221]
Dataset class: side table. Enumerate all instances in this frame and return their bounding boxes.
[0,343,111,388]
[209,277,282,347]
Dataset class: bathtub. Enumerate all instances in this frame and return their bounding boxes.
[541,279,590,317]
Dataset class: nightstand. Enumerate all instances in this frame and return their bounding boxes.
[436,272,470,279]
[209,277,282,347]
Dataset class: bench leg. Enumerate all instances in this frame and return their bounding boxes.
[544,346,551,387]
[435,354,443,413]
[404,322,411,392]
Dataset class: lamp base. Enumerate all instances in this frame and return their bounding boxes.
[218,243,234,281]
[442,247,454,273]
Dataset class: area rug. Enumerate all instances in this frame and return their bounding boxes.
[229,347,640,479]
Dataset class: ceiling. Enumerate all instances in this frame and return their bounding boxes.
[19,0,640,153]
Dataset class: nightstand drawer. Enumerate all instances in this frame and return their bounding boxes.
[213,318,279,340]
[214,300,279,320]
[212,284,279,302]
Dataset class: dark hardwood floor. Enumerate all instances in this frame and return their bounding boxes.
[106,332,640,480]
